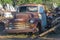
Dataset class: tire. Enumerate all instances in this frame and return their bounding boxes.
[0,22,5,32]
[27,32,33,37]
[34,22,42,35]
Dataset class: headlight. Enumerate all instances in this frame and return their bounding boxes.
[29,19,35,24]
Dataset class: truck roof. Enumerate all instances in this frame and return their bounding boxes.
[18,4,41,6]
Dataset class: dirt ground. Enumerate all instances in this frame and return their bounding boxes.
[0,24,60,40]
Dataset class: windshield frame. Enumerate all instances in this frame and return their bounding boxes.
[18,6,38,12]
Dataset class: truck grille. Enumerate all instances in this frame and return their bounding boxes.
[14,23,30,29]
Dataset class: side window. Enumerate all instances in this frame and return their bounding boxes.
[19,6,27,12]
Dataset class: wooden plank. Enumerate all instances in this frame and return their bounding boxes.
[39,24,60,37]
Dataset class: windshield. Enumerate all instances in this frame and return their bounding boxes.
[19,6,38,12]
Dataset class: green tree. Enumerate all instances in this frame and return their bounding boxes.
[0,0,60,6]
[0,0,12,4]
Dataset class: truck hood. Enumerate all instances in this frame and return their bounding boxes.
[15,12,39,22]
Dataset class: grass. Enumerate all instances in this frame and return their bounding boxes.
[0,33,36,39]
[0,34,28,38]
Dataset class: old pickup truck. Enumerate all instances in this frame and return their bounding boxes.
[5,4,46,34]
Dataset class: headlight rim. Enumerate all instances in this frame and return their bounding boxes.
[29,19,35,24]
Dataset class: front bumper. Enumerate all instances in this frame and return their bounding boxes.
[5,28,36,33]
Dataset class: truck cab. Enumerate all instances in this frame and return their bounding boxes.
[5,4,46,34]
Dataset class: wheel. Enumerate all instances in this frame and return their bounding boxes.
[27,32,33,37]
[34,22,42,35]
[0,22,5,32]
